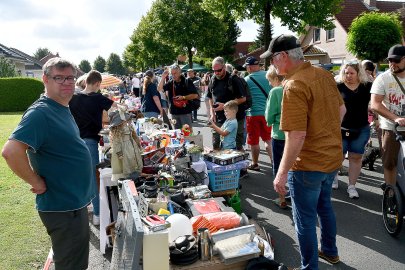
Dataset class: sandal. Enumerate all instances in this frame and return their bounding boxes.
[273,198,288,209]
[247,163,261,171]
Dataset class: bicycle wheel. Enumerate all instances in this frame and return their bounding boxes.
[382,185,404,237]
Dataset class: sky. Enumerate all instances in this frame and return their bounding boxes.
[0,0,293,65]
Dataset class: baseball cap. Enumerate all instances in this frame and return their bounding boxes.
[243,56,259,67]
[260,34,301,59]
[387,44,405,60]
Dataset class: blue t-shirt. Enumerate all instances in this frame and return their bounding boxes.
[245,70,271,116]
[221,118,237,149]
[142,83,161,113]
[10,96,94,212]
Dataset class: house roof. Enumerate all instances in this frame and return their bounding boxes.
[335,0,370,32]
[232,46,265,67]
[335,0,405,33]
[39,53,59,65]
[9,47,43,69]
[302,44,327,56]
[0,43,30,63]
[233,41,254,59]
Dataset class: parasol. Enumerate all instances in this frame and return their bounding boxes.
[100,74,122,88]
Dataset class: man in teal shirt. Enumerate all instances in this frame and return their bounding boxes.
[244,56,272,171]
[2,58,94,270]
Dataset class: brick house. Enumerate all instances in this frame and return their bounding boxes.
[300,0,405,64]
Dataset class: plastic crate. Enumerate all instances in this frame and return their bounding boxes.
[208,169,240,191]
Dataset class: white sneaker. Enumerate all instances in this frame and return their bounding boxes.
[92,214,100,226]
[347,185,359,199]
[332,175,339,190]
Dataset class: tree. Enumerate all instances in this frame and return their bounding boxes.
[93,56,106,73]
[214,16,241,62]
[123,13,178,71]
[347,11,403,63]
[33,47,51,61]
[151,0,227,68]
[0,58,18,77]
[106,53,125,75]
[79,60,92,73]
[202,0,343,67]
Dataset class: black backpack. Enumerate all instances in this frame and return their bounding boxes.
[209,73,252,110]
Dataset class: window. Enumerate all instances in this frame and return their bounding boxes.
[326,28,335,41]
[313,28,320,42]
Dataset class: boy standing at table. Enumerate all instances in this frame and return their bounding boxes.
[208,100,238,150]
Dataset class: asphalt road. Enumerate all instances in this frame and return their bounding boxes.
[86,104,405,270]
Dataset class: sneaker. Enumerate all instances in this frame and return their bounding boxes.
[347,185,359,199]
[332,175,339,190]
[92,214,100,226]
[247,163,261,171]
[318,250,340,264]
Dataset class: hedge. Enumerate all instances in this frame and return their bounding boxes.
[0,77,44,112]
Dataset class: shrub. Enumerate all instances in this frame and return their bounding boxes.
[0,77,44,112]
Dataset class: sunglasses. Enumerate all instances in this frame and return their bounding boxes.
[213,68,223,73]
[388,57,404,64]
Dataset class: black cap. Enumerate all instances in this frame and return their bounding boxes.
[243,56,259,67]
[387,44,405,60]
[260,34,301,59]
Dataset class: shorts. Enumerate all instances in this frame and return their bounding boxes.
[246,115,272,145]
[381,129,405,170]
[342,125,370,154]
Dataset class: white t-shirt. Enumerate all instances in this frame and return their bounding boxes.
[132,77,140,88]
[370,70,405,130]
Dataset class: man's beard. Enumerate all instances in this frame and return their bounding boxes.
[391,66,405,74]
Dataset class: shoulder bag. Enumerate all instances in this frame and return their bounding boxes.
[172,81,188,108]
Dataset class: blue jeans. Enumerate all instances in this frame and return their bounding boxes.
[288,170,338,270]
[83,138,99,216]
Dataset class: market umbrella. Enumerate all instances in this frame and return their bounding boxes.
[100,74,122,88]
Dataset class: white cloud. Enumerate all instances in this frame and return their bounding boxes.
[1,0,293,66]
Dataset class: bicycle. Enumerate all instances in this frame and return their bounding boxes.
[382,123,405,236]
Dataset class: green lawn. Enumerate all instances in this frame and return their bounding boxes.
[0,113,50,270]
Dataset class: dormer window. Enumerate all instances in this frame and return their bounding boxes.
[313,28,320,43]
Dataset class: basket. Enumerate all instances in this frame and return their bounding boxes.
[208,169,240,191]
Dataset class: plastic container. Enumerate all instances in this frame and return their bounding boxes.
[208,170,240,191]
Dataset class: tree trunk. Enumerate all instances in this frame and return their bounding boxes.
[188,47,193,69]
[264,1,272,69]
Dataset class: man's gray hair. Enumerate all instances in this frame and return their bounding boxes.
[169,64,181,73]
[43,57,77,76]
[287,47,305,61]
[212,56,225,66]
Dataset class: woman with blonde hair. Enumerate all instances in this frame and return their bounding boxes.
[334,60,372,199]
[141,70,163,118]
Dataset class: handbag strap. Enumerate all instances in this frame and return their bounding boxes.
[172,80,176,97]
[249,76,268,98]
[392,73,405,95]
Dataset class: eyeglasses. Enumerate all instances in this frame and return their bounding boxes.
[270,52,283,63]
[388,57,404,64]
[50,76,77,84]
[213,68,223,73]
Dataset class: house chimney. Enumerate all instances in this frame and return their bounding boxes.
[364,0,376,8]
